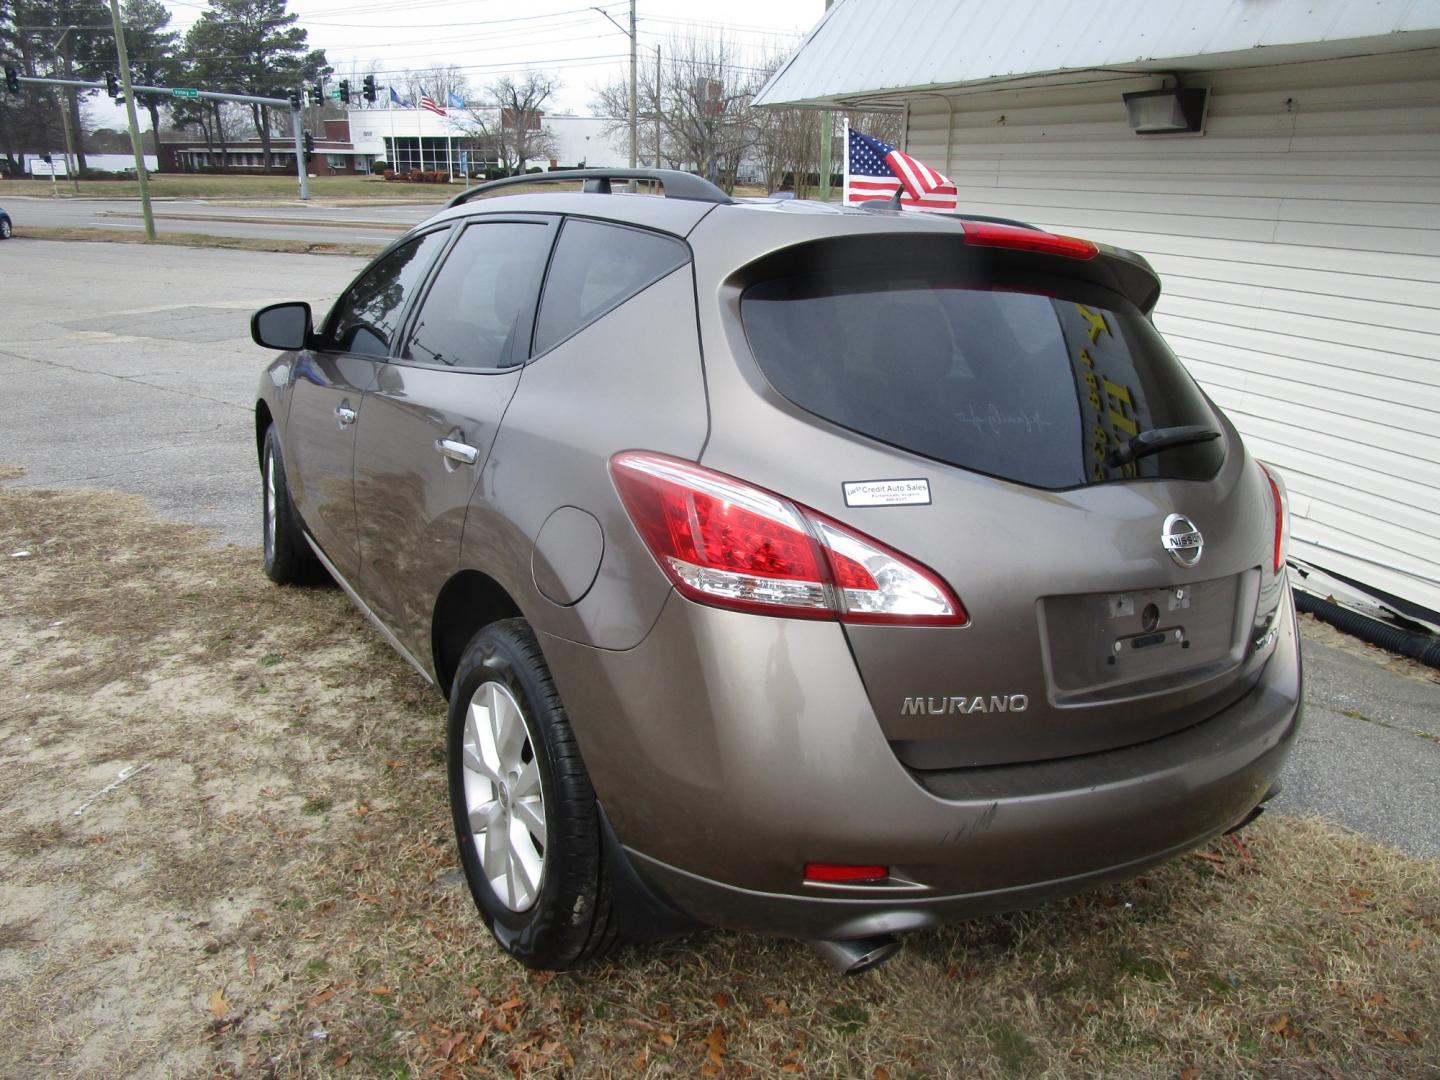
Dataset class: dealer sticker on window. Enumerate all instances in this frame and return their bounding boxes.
[842,478,932,507]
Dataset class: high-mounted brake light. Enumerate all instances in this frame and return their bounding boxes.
[962,220,1098,261]
[1258,462,1289,574]
[610,452,967,626]
[803,862,889,884]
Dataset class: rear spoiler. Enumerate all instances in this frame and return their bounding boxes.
[859,204,1163,315]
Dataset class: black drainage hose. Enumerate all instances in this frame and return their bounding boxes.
[1295,590,1440,669]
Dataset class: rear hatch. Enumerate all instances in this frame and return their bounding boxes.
[713,227,1287,770]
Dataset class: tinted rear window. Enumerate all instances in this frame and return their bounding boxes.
[741,257,1223,489]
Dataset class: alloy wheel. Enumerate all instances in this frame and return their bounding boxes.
[461,681,546,911]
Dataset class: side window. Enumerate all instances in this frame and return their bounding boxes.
[325,229,449,356]
[533,219,689,355]
[402,221,553,369]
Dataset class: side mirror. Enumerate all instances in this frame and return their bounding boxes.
[251,301,314,351]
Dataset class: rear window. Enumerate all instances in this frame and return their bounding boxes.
[741,254,1223,490]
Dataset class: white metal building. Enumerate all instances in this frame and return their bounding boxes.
[344,108,627,173]
[756,0,1440,616]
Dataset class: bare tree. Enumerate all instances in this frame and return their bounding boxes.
[489,71,559,173]
[592,32,777,192]
[400,63,471,109]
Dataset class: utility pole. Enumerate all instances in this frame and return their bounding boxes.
[56,27,81,194]
[817,0,834,202]
[653,45,661,168]
[628,0,637,168]
[593,4,637,168]
[107,0,155,239]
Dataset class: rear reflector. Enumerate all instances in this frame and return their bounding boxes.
[803,863,889,884]
[962,220,1098,261]
[1259,462,1288,573]
[610,452,967,626]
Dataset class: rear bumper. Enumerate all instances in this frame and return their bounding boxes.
[539,585,1301,939]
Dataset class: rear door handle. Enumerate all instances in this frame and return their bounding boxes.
[334,403,357,427]
[435,438,478,466]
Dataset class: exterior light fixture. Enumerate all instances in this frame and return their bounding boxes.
[1123,86,1209,135]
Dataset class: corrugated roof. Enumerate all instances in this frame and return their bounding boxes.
[754,0,1440,107]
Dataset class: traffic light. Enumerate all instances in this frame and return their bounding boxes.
[4,66,19,94]
[289,90,302,110]
[308,80,323,106]
[338,80,350,105]
[303,131,315,161]
[362,75,376,103]
[105,71,120,97]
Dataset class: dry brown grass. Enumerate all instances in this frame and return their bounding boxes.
[0,477,1436,1080]
[12,225,384,257]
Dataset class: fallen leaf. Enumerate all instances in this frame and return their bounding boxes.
[1191,851,1225,864]
[1268,1014,1290,1035]
[762,996,791,1016]
[874,1068,893,1080]
[1366,991,1388,1006]
[1180,1069,1199,1080]
[357,892,381,904]
[363,985,393,996]
[306,988,337,1008]
[1348,887,1373,902]
[712,992,729,1009]
[780,1064,802,1074]
[658,1033,675,1048]
[246,952,257,977]
[208,988,229,1018]
[699,1066,718,1078]
[703,1024,726,1066]
[334,1052,351,1068]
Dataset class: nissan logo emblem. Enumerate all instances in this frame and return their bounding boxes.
[1162,513,1204,568]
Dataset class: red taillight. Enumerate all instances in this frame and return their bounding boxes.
[1259,462,1288,573]
[803,862,888,884]
[610,452,967,626]
[962,220,1098,261]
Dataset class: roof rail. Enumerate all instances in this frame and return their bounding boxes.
[447,168,733,209]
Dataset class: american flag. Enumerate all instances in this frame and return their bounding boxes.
[419,94,447,117]
[845,128,957,211]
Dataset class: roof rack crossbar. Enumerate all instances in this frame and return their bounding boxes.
[447,168,732,208]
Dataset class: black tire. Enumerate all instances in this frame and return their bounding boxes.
[261,425,326,586]
[447,618,619,970]
[0,218,11,240]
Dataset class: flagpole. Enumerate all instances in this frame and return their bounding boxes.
[387,92,395,172]
[841,117,850,209]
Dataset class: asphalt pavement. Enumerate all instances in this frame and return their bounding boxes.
[2,238,1436,861]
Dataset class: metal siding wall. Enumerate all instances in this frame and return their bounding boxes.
[904,50,1440,611]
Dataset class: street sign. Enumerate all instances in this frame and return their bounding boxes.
[27,157,68,176]
[328,89,343,100]
[170,87,199,99]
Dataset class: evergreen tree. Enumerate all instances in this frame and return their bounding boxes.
[120,0,177,146]
[183,0,325,170]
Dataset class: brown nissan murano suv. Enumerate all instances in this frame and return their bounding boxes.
[251,170,1301,974]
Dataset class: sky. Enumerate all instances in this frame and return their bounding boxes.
[91,0,824,129]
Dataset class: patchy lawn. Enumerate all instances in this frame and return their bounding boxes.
[11,225,384,257]
[0,476,1435,1079]
[1,173,445,202]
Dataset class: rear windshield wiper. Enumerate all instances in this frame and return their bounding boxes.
[1105,425,1221,469]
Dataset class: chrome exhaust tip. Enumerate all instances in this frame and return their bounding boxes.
[810,935,903,976]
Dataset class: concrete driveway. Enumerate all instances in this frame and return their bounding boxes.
[3,238,1437,859]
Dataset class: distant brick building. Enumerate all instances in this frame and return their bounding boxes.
[159,118,376,175]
